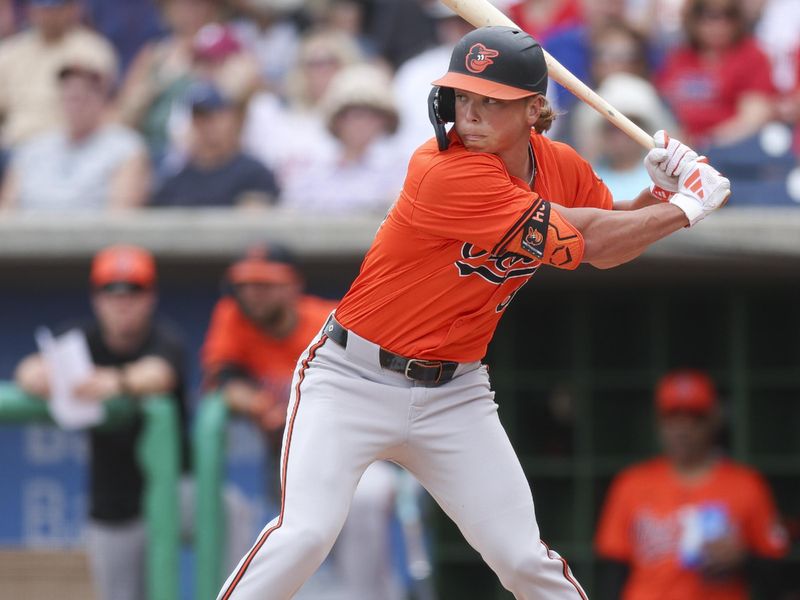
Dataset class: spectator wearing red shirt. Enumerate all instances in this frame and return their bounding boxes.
[595,370,789,600]
[507,0,583,45]
[657,0,776,149]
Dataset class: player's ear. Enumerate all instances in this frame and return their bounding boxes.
[526,94,545,126]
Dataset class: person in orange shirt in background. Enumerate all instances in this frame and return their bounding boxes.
[202,243,335,453]
[201,244,409,600]
[595,370,789,600]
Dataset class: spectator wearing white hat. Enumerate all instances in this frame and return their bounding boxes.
[279,63,406,215]
[571,72,679,203]
[0,0,117,147]
[0,46,150,212]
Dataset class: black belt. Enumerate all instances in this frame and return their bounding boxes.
[324,316,459,386]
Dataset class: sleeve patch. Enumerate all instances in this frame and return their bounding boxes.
[520,201,550,259]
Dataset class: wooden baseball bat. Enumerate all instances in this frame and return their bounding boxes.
[439,0,655,149]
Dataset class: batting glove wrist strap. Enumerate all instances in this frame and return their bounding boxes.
[669,193,705,226]
[670,162,732,226]
[649,183,674,202]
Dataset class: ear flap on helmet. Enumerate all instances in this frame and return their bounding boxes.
[427,86,456,151]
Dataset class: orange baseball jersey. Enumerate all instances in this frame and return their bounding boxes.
[202,295,337,384]
[335,130,613,362]
[595,457,789,600]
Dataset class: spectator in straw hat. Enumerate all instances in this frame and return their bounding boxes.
[279,63,406,214]
[0,45,150,212]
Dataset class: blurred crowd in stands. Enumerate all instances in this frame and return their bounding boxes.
[0,0,797,214]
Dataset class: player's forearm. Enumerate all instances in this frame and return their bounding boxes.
[612,188,662,211]
[562,203,688,269]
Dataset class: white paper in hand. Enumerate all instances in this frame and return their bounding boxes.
[35,327,102,430]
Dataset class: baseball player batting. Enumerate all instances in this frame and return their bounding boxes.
[217,26,730,600]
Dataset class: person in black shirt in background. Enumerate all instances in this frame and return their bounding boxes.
[151,81,280,209]
[15,244,187,600]
[14,244,253,600]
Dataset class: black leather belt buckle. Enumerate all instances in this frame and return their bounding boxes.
[405,359,444,383]
[328,315,459,386]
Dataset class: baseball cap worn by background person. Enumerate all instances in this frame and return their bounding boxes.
[655,370,718,415]
[90,245,156,293]
[227,244,299,286]
[57,46,118,87]
[432,26,548,100]
[192,23,242,62]
[186,81,231,113]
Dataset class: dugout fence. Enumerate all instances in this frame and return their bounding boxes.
[0,384,181,600]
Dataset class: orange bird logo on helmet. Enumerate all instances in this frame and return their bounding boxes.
[465,43,500,74]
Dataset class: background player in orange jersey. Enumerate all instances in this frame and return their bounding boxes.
[595,370,789,600]
[202,244,337,454]
[202,244,411,600]
[217,26,730,600]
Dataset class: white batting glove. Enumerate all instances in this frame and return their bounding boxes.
[669,160,731,226]
[644,130,699,201]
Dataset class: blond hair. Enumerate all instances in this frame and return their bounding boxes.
[533,95,557,134]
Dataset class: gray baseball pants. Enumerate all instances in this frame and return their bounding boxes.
[217,318,587,600]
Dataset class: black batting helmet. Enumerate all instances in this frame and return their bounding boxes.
[428,26,548,150]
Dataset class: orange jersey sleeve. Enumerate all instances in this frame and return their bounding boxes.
[410,133,611,271]
[201,297,252,378]
[595,469,637,561]
[408,144,584,269]
[500,200,585,270]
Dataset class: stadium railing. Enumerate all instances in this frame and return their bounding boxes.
[193,391,229,600]
[0,382,181,600]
